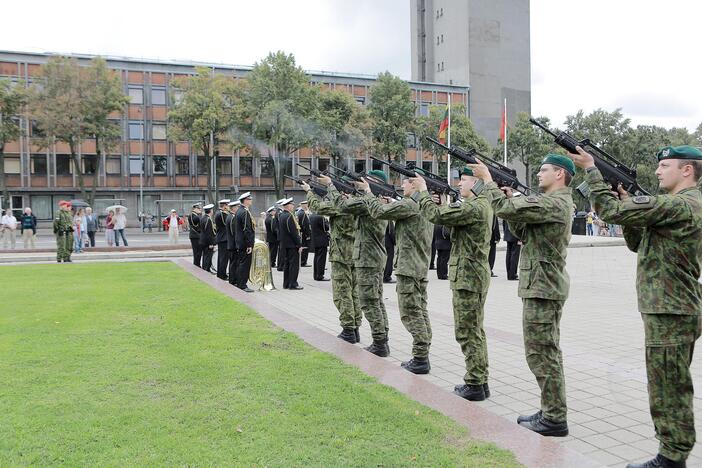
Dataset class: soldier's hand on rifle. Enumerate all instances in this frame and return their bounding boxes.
[300,181,311,192]
[431,193,441,205]
[408,175,427,193]
[467,160,492,182]
[614,184,629,200]
[317,175,332,187]
[357,178,372,194]
[500,187,514,198]
[568,146,596,170]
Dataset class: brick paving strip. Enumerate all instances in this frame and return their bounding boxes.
[174,258,602,468]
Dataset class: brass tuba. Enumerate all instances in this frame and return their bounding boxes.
[249,239,276,291]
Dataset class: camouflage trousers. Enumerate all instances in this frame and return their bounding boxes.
[643,313,701,462]
[331,261,361,329]
[56,233,73,261]
[452,289,488,385]
[355,266,388,341]
[396,275,431,358]
[522,298,567,423]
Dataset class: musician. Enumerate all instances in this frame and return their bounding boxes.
[235,192,256,292]
[265,207,278,268]
[275,199,287,272]
[434,224,451,280]
[199,204,216,273]
[297,201,312,267]
[226,200,241,288]
[187,203,203,267]
[309,211,330,281]
[214,199,230,280]
[278,198,303,290]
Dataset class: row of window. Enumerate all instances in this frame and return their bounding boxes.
[128,122,167,140]
[437,61,445,72]
[436,7,444,18]
[436,34,444,45]
[128,87,178,106]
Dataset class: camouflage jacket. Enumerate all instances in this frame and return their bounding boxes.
[328,185,387,269]
[364,194,432,278]
[485,183,573,301]
[306,190,355,264]
[414,190,492,292]
[53,210,73,234]
[586,168,702,315]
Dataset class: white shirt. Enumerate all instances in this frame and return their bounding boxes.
[1,215,17,229]
[113,213,127,229]
[169,215,178,228]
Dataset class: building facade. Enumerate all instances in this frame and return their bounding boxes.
[0,50,468,221]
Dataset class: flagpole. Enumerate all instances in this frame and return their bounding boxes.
[503,98,507,165]
[447,94,451,182]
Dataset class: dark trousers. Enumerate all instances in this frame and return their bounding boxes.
[190,238,202,267]
[430,240,436,269]
[202,246,214,272]
[269,241,278,267]
[277,243,286,271]
[217,243,229,279]
[488,241,497,272]
[228,249,239,286]
[283,247,300,288]
[384,245,394,281]
[237,248,253,289]
[300,241,310,266]
[87,231,96,247]
[437,249,450,279]
[313,246,328,280]
[506,242,521,280]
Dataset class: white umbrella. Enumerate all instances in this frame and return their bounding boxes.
[105,205,127,212]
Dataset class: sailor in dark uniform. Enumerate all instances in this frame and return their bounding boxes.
[309,211,330,281]
[214,199,230,280]
[275,198,287,272]
[265,206,278,267]
[235,192,256,292]
[383,221,396,283]
[226,200,241,287]
[278,197,303,290]
[433,224,451,280]
[199,204,217,273]
[297,201,312,267]
[188,203,203,267]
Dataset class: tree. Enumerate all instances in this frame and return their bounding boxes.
[417,103,488,177]
[368,72,415,162]
[0,79,25,209]
[245,51,320,199]
[168,67,246,203]
[498,112,554,188]
[694,123,702,146]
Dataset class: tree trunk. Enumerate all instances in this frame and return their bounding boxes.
[203,139,214,203]
[71,139,87,200]
[272,144,284,200]
[0,145,7,209]
[88,136,101,207]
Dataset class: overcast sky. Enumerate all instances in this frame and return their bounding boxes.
[3,0,700,131]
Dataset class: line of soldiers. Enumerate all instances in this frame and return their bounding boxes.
[293,144,701,468]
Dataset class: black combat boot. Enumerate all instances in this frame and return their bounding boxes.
[518,412,568,437]
[337,328,357,344]
[482,383,490,398]
[517,410,541,424]
[400,356,430,374]
[453,384,486,401]
[364,339,390,357]
[626,454,687,468]
[354,328,360,343]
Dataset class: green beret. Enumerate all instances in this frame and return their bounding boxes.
[413,168,427,176]
[341,175,355,183]
[656,145,702,161]
[542,153,575,176]
[460,167,474,177]
[368,169,388,183]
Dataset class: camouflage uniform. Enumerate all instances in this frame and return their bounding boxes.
[415,189,492,384]
[586,168,702,462]
[365,195,433,357]
[485,182,573,423]
[328,185,388,341]
[306,190,361,329]
[53,209,74,262]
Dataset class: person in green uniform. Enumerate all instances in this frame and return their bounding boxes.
[357,174,433,373]
[570,145,702,468]
[411,167,493,396]
[470,154,574,437]
[317,172,389,357]
[300,180,362,343]
[53,200,74,263]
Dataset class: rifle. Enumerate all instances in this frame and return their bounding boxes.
[369,156,459,199]
[329,165,402,199]
[529,117,650,197]
[426,137,532,194]
[295,163,358,195]
[284,175,328,198]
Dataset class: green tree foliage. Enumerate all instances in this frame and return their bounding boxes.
[368,72,415,162]
[168,67,246,203]
[315,88,371,168]
[0,79,25,209]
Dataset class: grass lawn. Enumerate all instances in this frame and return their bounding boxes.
[0,262,519,466]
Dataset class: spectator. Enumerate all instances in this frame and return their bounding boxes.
[586,211,594,236]
[20,207,37,249]
[163,209,183,244]
[73,213,84,253]
[145,213,154,233]
[85,207,99,247]
[105,210,115,246]
[113,208,128,246]
[1,208,18,249]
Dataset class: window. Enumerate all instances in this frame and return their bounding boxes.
[217,157,232,175]
[106,157,121,174]
[441,62,445,71]
[260,158,274,177]
[30,195,51,219]
[422,160,433,173]
[372,160,384,171]
[437,63,441,72]
[31,155,47,175]
[419,103,429,117]
[437,36,440,45]
[152,124,166,140]
[176,156,189,175]
[440,7,443,16]
[128,87,143,104]
[297,159,311,176]
[5,157,20,174]
[441,34,444,43]
[56,154,72,175]
[239,157,252,176]
[151,88,166,105]
[354,159,366,173]
[196,157,208,175]
[152,156,167,174]
[129,156,144,175]
[31,120,44,138]
[318,158,330,172]
[406,132,417,149]
[129,122,144,139]
[83,155,98,175]
[172,90,184,106]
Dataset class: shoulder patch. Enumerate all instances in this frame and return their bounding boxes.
[471,179,485,196]
[449,201,462,208]
[632,195,651,205]
[525,195,540,203]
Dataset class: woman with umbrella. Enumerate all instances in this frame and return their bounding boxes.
[107,205,128,246]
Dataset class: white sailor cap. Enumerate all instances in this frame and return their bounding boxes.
[300,200,308,205]
[238,191,252,201]
[228,200,241,207]
[192,203,202,208]
[266,206,276,213]
[275,198,287,205]
[203,203,215,210]
[170,209,177,213]
[218,199,230,205]
[281,197,294,206]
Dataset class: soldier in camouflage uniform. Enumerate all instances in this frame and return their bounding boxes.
[412,167,493,397]
[358,175,433,373]
[571,145,702,468]
[301,181,362,344]
[470,154,574,437]
[318,172,390,357]
[53,200,74,263]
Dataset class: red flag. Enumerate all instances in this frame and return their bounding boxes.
[438,108,449,144]
[499,106,506,142]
